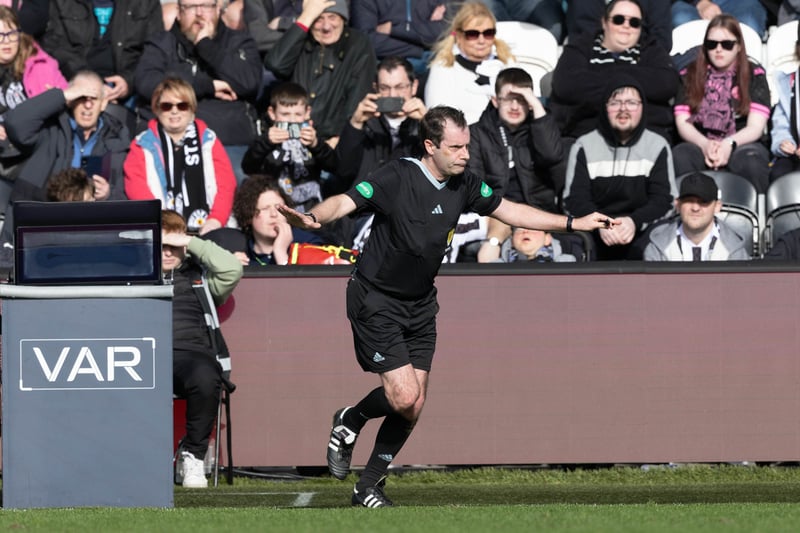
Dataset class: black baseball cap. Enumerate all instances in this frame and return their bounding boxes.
[678,172,719,202]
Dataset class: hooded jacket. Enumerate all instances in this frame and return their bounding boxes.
[468,101,563,212]
[265,23,377,140]
[550,30,678,140]
[563,75,676,232]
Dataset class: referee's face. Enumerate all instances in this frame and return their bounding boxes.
[427,120,470,180]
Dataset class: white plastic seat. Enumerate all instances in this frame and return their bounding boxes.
[496,21,560,97]
[766,21,799,105]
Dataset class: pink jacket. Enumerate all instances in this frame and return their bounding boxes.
[23,45,68,98]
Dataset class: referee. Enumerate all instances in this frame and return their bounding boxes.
[279,106,617,507]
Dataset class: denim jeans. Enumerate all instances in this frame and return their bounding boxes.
[671,0,767,39]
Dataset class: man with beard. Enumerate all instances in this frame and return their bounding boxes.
[136,0,263,183]
[564,75,676,260]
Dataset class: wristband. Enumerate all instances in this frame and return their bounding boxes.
[566,215,574,233]
[306,212,318,224]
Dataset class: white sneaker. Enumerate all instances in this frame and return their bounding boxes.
[180,450,208,488]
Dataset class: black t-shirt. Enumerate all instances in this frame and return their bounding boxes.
[345,158,502,299]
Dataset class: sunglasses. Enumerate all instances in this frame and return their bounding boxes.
[158,101,190,112]
[703,39,737,51]
[610,14,642,28]
[460,28,497,40]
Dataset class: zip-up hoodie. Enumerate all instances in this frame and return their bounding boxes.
[564,75,677,231]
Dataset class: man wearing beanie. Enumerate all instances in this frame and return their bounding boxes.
[266,0,377,142]
[644,172,750,261]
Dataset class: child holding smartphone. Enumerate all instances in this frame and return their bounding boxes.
[241,82,338,214]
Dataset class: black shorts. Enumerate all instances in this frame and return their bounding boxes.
[346,275,438,373]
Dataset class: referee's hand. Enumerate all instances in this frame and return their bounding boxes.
[277,204,321,230]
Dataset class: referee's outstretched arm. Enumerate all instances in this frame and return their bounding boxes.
[278,194,357,230]
[490,198,618,233]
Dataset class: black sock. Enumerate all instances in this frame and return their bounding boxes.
[344,386,394,433]
[356,413,415,491]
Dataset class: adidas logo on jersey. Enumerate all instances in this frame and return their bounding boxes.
[373,352,385,363]
[431,204,443,214]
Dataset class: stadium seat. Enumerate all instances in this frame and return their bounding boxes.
[496,21,560,97]
[764,172,800,253]
[766,21,799,105]
[671,19,764,66]
[676,171,761,257]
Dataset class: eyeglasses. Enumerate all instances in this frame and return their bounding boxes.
[178,2,217,13]
[0,29,20,43]
[610,14,642,28]
[377,83,412,93]
[158,101,191,112]
[459,28,497,40]
[606,99,642,110]
[703,39,737,51]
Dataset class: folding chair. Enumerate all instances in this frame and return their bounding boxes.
[676,171,761,257]
[764,172,800,253]
[496,21,560,97]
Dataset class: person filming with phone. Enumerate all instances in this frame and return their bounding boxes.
[241,81,337,215]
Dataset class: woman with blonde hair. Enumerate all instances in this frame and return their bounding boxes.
[425,2,515,124]
[124,77,237,235]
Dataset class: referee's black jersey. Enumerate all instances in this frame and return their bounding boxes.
[345,158,502,299]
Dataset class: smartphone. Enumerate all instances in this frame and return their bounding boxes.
[375,97,404,113]
[81,155,108,181]
[275,121,310,139]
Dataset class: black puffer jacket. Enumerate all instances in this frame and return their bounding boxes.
[135,23,263,146]
[467,102,564,212]
[41,0,163,91]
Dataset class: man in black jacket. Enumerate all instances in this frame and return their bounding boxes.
[135,0,263,183]
[468,67,563,213]
[1,71,130,244]
[41,0,164,105]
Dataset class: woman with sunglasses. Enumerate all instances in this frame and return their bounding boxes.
[672,14,771,193]
[124,77,237,235]
[550,0,678,142]
[425,2,515,124]
[0,6,67,192]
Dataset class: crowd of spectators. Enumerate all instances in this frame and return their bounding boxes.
[3,0,800,265]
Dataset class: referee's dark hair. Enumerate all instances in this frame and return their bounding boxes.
[420,106,467,148]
